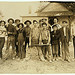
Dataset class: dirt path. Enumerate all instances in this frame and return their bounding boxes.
[0,42,75,74]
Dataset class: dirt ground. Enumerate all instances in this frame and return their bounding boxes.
[0,42,75,74]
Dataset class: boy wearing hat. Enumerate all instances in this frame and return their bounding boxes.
[29,20,45,61]
[17,23,25,59]
[61,21,70,62]
[6,18,16,59]
[40,23,52,62]
[0,20,7,59]
[51,25,61,61]
[15,19,20,57]
[52,18,62,57]
[23,20,31,59]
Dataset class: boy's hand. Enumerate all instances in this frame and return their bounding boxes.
[8,32,12,34]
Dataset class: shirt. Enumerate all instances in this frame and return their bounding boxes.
[41,29,50,41]
[51,24,62,32]
[7,24,16,36]
[31,27,40,40]
[51,30,60,45]
[31,27,40,45]
[23,26,31,37]
[0,26,6,37]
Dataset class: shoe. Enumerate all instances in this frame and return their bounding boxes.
[52,59,55,61]
[17,58,20,60]
[41,59,47,62]
[24,57,30,61]
[49,60,52,63]
[12,57,15,60]
[56,58,58,61]
[64,59,70,62]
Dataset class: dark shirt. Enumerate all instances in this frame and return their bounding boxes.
[17,29,24,41]
[7,24,16,36]
[50,30,60,45]
[23,26,31,37]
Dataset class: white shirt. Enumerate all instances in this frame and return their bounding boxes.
[71,25,75,36]
[51,24,62,32]
[0,26,6,37]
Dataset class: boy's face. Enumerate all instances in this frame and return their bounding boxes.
[43,24,47,29]
[54,18,58,23]
[34,22,38,27]
[63,22,67,27]
[19,25,22,29]
[43,19,46,23]
[53,26,58,31]
[16,21,20,25]
[26,22,30,26]
[1,22,5,26]
[9,20,13,25]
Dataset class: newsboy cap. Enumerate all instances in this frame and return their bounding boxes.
[24,20,32,24]
[8,18,14,23]
[17,23,24,28]
[15,19,20,23]
[0,20,6,24]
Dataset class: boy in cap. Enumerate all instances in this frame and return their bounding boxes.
[0,20,7,59]
[61,21,70,62]
[29,20,45,61]
[23,20,31,59]
[17,23,25,59]
[51,25,61,61]
[15,19,20,57]
[40,23,52,62]
[6,18,16,59]
[52,18,62,57]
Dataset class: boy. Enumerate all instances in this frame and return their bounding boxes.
[0,20,7,59]
[17,23,25,59]
[51,25,61,61]
[40,23,52,62]
[15,19,20,57]
[23,20,31,60]
[6,18,16,59]
[30,20,45,61]
[61,21,70,62]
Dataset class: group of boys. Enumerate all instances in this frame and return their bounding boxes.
[0,17,70,62]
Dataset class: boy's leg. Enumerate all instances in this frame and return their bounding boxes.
[25,37,31,60]
[11,36,16,58]
[47,45,52,62]
[65,41,70,61]
[73,37,75,58]
[37,47,46,61]
[52,45,55,61]
[62,41,66,60]
[18,43,21,59]
[0,38,5,58]
[6,37,10,50]
[56,44,58,60]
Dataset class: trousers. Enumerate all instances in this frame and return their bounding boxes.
[61,37,69,60]
[73,36,75,58]
[0,37,5,58]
